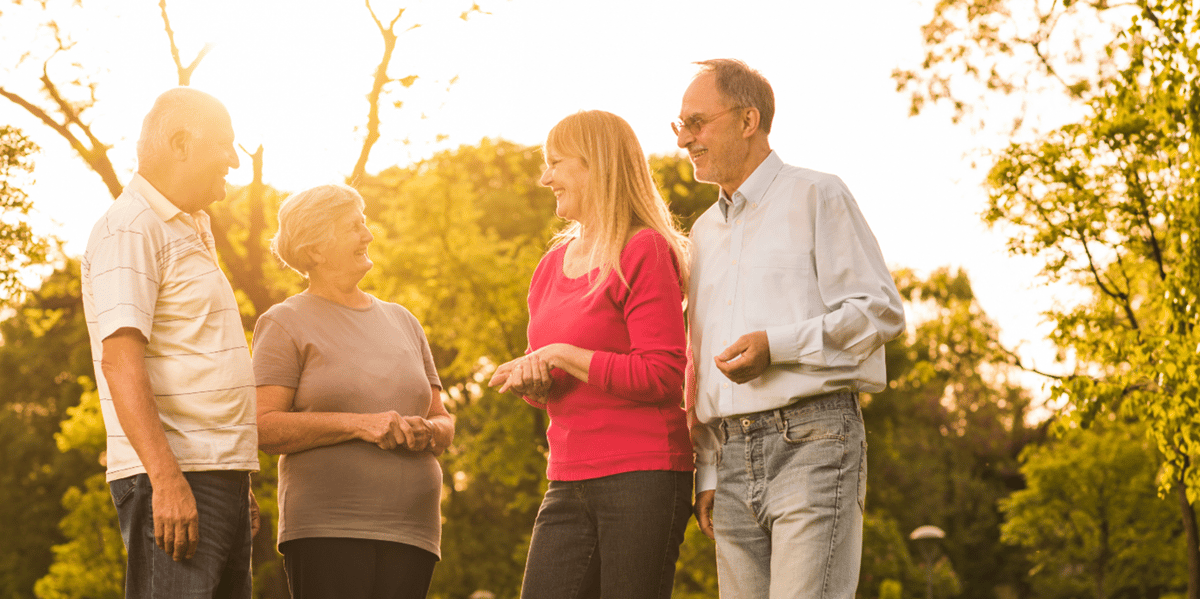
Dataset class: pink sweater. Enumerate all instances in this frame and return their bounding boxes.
[526,229,693,481]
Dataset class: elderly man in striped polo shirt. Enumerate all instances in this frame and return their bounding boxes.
[82,87,258,599]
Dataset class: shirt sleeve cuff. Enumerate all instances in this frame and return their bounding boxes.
[694,457,718,494]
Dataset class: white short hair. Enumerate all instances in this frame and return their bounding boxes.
[272,184,366,277]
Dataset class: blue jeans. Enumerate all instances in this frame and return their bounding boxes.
[713,392,865,599]
[109,471,253,599]
[521,470,692,599]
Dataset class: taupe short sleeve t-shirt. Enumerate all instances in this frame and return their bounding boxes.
[252,293,443,557]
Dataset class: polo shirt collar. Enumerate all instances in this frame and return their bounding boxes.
[127,173,186,222]
[718,150,784,220]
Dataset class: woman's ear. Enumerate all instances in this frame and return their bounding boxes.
[306,246,326,267]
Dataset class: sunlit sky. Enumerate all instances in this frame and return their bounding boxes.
[3,0,1082,406]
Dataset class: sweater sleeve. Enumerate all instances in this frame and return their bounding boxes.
[587,231,686,404]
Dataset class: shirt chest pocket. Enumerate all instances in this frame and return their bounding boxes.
[741,258,822,329]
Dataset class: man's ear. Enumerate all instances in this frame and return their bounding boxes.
[168,130,191,161]
[740,108,761,139]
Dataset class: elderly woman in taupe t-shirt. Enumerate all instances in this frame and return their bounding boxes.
[252,184,453,599]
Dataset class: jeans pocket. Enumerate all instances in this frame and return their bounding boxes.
[109,475,138,509]
[781,412,846,445]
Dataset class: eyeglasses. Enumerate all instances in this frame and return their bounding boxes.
[671,106,742,136]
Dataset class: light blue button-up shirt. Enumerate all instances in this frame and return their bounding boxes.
[687,151,905,493]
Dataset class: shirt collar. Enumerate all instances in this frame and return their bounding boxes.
[718,150,784,220]
[126,173,185,222]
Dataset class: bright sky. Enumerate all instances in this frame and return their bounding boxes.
[3,0,1076,405]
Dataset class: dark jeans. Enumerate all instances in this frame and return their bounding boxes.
[109,470,253,599]
[279,537,438,599]
[521,470,693,599]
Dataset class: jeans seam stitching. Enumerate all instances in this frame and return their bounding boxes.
[820,415,851,599]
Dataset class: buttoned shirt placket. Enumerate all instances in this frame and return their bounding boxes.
[718,190,747,416]
[184,211,220,265]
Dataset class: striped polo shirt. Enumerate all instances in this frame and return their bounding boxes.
[82,174,258,482]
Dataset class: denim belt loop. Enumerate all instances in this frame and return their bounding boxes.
[718,418,729,443]
[774,408,786,432]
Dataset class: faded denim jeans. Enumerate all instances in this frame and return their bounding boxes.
[521,470,692,599]
[713,391,865,599]
[109,470,253,599]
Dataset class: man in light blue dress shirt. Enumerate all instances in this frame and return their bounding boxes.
[676,59,906,598]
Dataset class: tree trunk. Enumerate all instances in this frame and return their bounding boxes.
[1179,471,1200,599]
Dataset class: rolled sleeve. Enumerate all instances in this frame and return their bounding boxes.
[767,186,904,368]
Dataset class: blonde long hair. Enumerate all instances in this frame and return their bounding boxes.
[545,110,690,295]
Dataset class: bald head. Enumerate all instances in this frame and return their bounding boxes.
[136,88,239,212]
[137,88,229,169]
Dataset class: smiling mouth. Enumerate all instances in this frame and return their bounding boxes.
[690,149,708,160]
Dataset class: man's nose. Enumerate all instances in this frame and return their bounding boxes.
[676,128,692,149]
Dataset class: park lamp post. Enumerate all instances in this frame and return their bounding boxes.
[910,525,946,599]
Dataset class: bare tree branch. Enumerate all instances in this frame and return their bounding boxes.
[351,0,408,186]
[0,82,122,199]
[158,0,213,85]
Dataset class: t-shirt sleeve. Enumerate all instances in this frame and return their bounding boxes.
[407,311,442,389]
[588,231,687,403]
[252,313,303,388]
[87,214,161,341]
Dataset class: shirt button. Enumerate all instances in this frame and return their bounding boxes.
[722,383,729,389]
[727,300,732,305]
[731,259,737,265]
[752,203,758,207]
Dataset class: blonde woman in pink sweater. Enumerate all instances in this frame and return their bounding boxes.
[490,110,693,599]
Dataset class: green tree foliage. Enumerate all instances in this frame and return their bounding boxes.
[859,513,924,599]
[1001,421,1187,598]
[649,153,719,233]
[892,0,1134,129]
[864,267,1039,599]
[980,1,1200,588]
[0,260,100,599]
[0,125,47,302]
[34,388,124,599]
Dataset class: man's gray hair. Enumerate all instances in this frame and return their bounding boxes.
[695,59,775,134]
[136,87,225,168]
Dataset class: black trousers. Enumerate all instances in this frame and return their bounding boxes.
[279,537,438,599]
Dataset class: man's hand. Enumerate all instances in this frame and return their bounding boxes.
[714,331,771,384]
[153,473,200,561]
[694,490,716,540]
